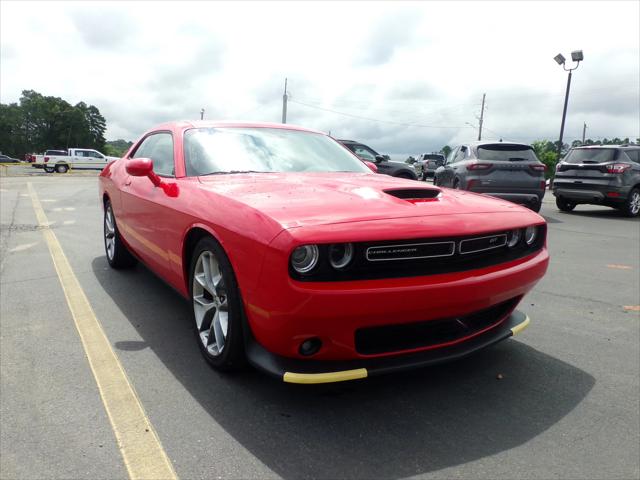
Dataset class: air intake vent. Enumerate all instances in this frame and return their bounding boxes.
[384,188,440,200]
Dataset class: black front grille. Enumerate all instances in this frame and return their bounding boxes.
[354,298,519,355]
[289,226,546,282]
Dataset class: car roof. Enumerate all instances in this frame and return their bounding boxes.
[148,120,326,136]
[465,140,532,148]
[573,145,639,150]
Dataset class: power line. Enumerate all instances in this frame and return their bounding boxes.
[289,100,474,129]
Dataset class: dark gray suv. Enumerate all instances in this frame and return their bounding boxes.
[552,145,640,217]
[434,141,546,212]
[337,140,418,180]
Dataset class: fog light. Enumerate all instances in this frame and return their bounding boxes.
[524,226,537,245]
[507,229,522,247]
[291,245,319,273]
[299,337,322,356]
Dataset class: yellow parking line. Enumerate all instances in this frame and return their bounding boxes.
[27,182,177,480]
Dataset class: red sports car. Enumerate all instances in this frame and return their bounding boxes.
[99,121,549,384]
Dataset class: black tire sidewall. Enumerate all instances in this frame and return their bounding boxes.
[56,164,68,173]
[189,237,245,370]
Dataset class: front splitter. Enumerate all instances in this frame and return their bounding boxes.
[245,310,530,384]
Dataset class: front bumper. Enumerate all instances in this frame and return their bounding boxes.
[246,310,530,383]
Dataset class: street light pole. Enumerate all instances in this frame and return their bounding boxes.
[557,70,572,158]
[554,50,583,161]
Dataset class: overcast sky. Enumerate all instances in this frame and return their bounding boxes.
[1,0,638,158]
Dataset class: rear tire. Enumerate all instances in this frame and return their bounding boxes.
[55,164,68,174]
[189,237,245,371]
[621,188,640,217]
[556,197,576,212]
[44,166,54,173]
[530,200,542,213]
[104,201,137,269]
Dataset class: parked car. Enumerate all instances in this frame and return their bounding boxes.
[33,149,68,168]
[415,153,446,180]
[434,141,546,212]
[100,121,548,383]
[41,148,117,173]
[0,154,20,163]
[337,140,418,180]
[552,145,640,217]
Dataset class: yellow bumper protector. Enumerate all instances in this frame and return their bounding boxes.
[283,368,368,384]
[510,314,531,336]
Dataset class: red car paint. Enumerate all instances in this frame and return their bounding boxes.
[100,121,548,362]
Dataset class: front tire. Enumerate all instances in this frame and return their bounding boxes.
[104,201,137,269]
[190,237,245,371]
[621,188,640,217]
[395,172,414,180]
[556,197,576,212]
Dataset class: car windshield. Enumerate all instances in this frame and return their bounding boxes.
[477,144,538,162]
[184,127,370,176]
[564,148,617,164]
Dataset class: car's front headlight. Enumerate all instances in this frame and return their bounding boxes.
[524,226,538,245]
[329,243,354,269]
[291,245,319,273]
[507,229,522,248]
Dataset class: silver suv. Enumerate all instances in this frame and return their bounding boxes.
[434,141,546,212]
[552,145,640,217]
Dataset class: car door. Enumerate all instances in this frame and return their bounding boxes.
[438,147,459,186]
[88,150,107,169]
[120,131,179,283]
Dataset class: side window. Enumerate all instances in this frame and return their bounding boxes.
[623,150,639,163]
[132,133,174,177]
[455,146,467,163]
[352,145,376,161]
[90,151,104,159]
[447,147,459,164]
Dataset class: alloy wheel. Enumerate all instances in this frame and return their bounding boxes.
[104,206,116,261]
[192,251,228,356]
[630,191,640,215]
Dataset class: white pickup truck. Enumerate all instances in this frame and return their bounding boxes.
[38,148,119,173]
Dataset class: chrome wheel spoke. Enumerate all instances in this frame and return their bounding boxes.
[192,249,229,357]
[104,208,116,260]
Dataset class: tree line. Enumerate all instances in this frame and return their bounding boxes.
[0,90,108,158]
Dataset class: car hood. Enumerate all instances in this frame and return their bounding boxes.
[197,172,527,229]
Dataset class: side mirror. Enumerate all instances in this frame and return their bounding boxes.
[126,157,162,187]
[374,155,386,163]
[126,157,153,177]
[364,161,378,173]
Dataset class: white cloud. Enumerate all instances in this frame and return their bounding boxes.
[1,0,638,154]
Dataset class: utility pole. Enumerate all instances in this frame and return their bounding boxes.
[200,108,205,120]
[477,93,486,141]
[281,78,288,124]
[582,122,587,144]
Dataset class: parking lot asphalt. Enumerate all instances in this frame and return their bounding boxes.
[1,174,639,480]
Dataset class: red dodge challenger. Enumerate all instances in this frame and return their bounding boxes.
[99,121,549,384]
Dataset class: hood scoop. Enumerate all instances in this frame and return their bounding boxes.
[384,188,441,203]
